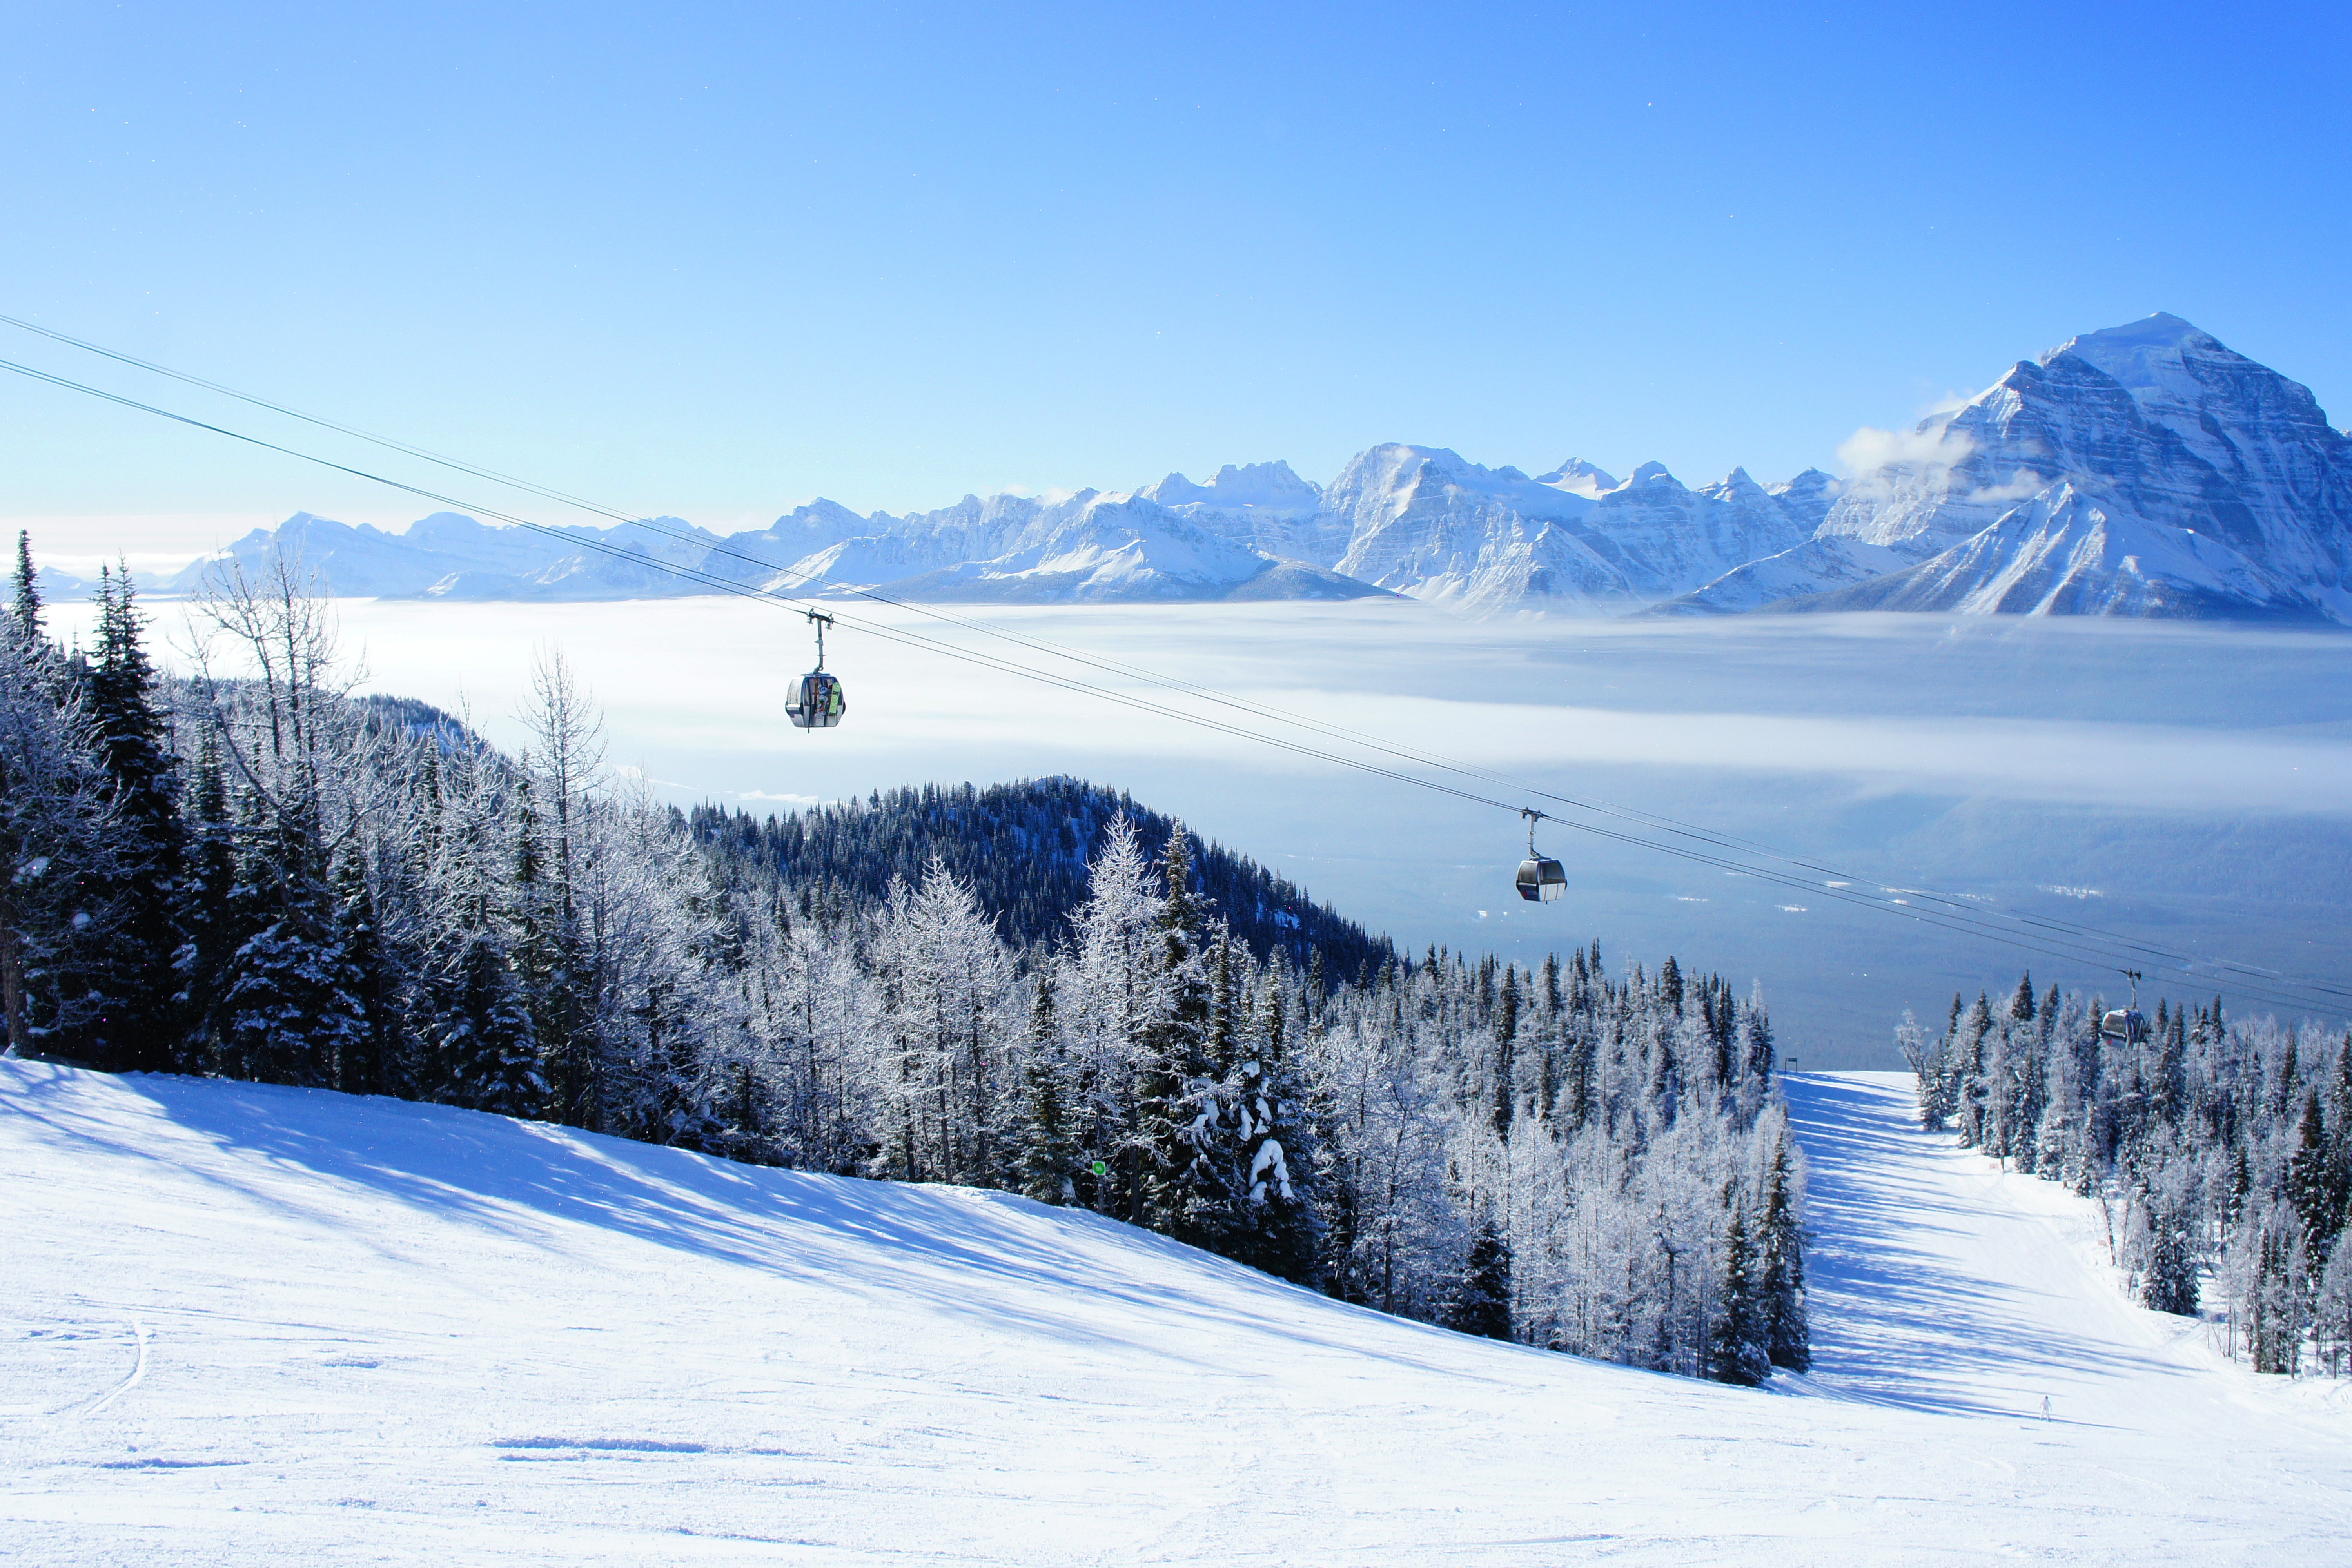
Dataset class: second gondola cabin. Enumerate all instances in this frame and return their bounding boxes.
[1516,853,1567,902]
[787,670,845,728]
[787,608,846,729]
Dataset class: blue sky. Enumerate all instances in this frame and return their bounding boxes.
[5,0,2345,557]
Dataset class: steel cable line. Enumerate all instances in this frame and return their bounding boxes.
[7,353,2347,1016]
[5,311,2328,998]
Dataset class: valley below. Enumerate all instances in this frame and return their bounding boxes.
[58,594,2344,1064]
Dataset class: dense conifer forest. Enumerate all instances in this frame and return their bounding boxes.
[1906,977,2352,1375]
[0,541,1807,1384]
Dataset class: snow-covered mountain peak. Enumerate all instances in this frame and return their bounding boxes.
[1535,457,1619,497]
[1627,460,1681,489]
[1141,460,1321,515]
[1700,467,1769,506]
[2044,311,2217,375]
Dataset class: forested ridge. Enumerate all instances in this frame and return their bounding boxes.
[0,541,1806,1385]
[686,779,1390,980]
[1906,977,2352,1375]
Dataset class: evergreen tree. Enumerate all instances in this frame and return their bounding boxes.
[1443,1216,1514,1341]
[172,733,239,1072]
[220,844,359,1088]
[332,849,391,1095]
[1232,966,1318,1284]
[1492,964,1519,1136]
[509,771,594,1126]
[440,927,544,1115]
[1707,1205,1771,1386]
[0,586,117,1057]
[10,531,40,640]
[1014,967,1078,1204]
[2142,1203,2200,1316]
[1760,1124,1811,1371]
[68,567,186,1071]
[1138,823,1230,1247]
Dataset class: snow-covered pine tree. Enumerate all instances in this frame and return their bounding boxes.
[1444,1214,1514,1341]
[1706,1203,1771,1386]
[0,576,118,1058]
[1060,813,1164,1220]
[70,566,186,1071]
[172,732,238,1073]
[331,848,391,1096]
[11,532,41,640]
[1014,965,1078,1204]
[1232,964,1318,1284]
[1759,1120,1811,1371]
[1138,823,1234,1249]
[439,927,544,1116]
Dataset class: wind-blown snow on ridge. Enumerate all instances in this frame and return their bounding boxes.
[4,1060,2347,1564]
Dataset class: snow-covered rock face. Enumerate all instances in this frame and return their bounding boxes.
[1690,314,2352,622]
[1136,460,1342,565]
[1318,443,1829,612]
[152,314,2348,622]
[1684,310,2352,621]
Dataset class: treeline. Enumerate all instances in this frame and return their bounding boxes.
[1904,977,2352,1375]
[0,541,1805,1385]
[688,780,1389,980]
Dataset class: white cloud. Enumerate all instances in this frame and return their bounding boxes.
[740,789,823,805]
[1835,422,1975,482]
[1962,469,2049,507]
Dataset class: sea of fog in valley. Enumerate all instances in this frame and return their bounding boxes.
[64,596,2352,1066]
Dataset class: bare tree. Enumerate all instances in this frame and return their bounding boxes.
[520,644,606,920]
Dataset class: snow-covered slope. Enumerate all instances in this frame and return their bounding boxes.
[4,1060,2345,1564]
[1682,314,2352,621]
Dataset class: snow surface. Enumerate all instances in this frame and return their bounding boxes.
[4,1062,2347,1564]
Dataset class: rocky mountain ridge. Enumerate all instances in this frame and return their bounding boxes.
[132,315,2350,624]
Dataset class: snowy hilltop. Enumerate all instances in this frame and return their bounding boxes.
[151,315,2352,622]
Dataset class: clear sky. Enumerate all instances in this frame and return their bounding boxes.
[5,0,2346,562]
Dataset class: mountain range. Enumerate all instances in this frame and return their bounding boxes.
[111,315,2352,623]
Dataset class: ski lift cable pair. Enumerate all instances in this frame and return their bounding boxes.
[1,310,2314,1002]
[3,339,2344,1016]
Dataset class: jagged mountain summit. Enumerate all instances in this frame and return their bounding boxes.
[1672,314,2352,622]
[147,315,2350,622]
[1319,444,1834,613]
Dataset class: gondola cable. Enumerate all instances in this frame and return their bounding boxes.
[4,350,2345,1018]
[4,312,2329,1003]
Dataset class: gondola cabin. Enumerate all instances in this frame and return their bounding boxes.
[2098,1007,2148,1045]
[1516,854,1567,902]
[787,670,845,729]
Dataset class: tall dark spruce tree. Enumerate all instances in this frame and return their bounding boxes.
[173,733,240,1072]
[1759,1125,1811,1371]
[1015,964,1078,1204]
[1444,1215,1515,1341]
[1140,824,1231,1248]
[219,788,359,1088]
[67,567,187,1071]
[1230,965,1319,1284]
[1706,1204,1771,1386]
